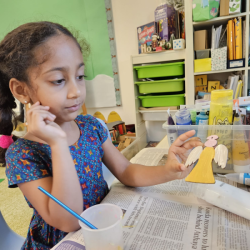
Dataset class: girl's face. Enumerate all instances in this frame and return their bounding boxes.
[27,34,86,123]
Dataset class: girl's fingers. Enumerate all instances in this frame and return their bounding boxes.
[182,140,203,150]
[172,130,196,147]
[28,105,50,112]
[28,111,56,125]
[188,137,201,142]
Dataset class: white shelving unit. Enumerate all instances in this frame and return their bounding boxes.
[131,0,250,148]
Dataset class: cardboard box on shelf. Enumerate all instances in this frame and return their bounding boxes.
[195,75,208,87]
[155,4,177,41]
[208,81,220,92]
[194,30,208,51]
[220,0,229,16]
[195,86,207,95]
[173,39,185,50]
[229,0,241,15]
[137,22,158,54]
[211,47,227,71]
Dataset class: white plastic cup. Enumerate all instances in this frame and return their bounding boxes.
[79,204,124,250]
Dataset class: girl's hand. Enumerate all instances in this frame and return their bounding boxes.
[165,130,203,180]
[26,102,66,145]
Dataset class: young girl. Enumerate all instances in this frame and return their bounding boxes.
[0,21,202,249]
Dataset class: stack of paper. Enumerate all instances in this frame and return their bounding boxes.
[211,25,222,49]
[226,74,243,99]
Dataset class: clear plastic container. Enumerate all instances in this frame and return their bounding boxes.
[79,204,124,250]
[162,122,250,173]
[139,110,170,121]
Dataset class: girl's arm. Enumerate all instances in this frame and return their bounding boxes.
[102,130,203,187]
[18,103,82,232]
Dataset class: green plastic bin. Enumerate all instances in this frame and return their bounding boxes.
[135,78,184,94]
[134,62,184,79]
[138,94,185,107]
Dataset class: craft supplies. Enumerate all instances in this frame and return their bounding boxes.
[192,180,250,221]
[209,89,233,125]
[190,110,197,125]
[209,89,233,169]
[175,109,192,125]
[232,112,250,172]
[185,135,228,184]
[38,187,97,230]
[196,109,209,142]
[79,204,124,250]
[217,173,250,185]
[166,110,178,147]
[196,109,208,125]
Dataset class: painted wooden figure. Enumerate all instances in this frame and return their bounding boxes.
[151,33,160,51]
[185,135,228,184]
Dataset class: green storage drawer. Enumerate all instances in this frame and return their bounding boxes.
[138,94,185,107]
[134,62,184,79]
[135,78,184,94]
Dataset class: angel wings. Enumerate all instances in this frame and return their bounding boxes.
[185,135,228,184]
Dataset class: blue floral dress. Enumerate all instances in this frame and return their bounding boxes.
[5,115,109,250]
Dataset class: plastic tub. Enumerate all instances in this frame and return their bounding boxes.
[196,49,210,59]
[162,123,250,173]
[135,78,185,94]
[138,94,185,107]
[139,110,170,121]
[79,204,124,250]
[134,62,184,79]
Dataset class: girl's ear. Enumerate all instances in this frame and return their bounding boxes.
[9,78,31,104]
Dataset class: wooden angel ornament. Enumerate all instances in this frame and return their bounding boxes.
[185,135,228,184]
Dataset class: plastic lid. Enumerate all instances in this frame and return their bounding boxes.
[211,89,233,101]
[175,109,191,118]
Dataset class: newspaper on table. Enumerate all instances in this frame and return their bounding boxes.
[52,148,250,250]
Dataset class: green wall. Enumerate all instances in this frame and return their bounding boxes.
[0,0,113,80]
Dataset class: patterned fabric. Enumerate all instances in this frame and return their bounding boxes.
[5,115,109,250]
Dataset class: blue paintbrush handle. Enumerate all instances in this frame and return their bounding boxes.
[38,186,97,230]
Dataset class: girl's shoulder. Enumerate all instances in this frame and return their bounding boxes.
[75,114,103,131]
[6,137,49,160]
[75,114,108,144]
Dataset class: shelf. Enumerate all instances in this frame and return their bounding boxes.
[193,12,247,29]
[132,50,185,65]
[194,67,246,75]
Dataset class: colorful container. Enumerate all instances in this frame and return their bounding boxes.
[135,78,184,94]
[138,94,185,107]
[134,62,184,79]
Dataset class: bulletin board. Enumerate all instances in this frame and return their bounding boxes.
[0,0,121,108]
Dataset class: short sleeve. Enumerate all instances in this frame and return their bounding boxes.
[96,118,111,141]
[76,115,108,145]
[5,142,51,188]
[94,118,109,145]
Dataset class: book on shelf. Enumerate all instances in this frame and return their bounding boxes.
[227,17,243,60]
[243,20,246,58]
